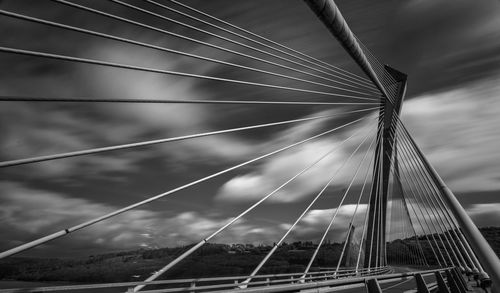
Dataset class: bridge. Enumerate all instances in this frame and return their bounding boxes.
[0,0,499,292]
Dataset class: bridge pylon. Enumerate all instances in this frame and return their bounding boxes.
[303,0,409,270]
[364,66,407,268]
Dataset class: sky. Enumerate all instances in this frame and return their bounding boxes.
[0,0,500,258]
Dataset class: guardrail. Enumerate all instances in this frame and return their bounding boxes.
[0,266,390,293]
[211,268,456,293]
[2,266,474,293]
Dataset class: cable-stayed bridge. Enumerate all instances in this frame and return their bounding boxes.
[0,0,499,292]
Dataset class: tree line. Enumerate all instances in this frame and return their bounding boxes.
[1,227,499,283]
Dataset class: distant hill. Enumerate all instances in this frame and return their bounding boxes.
[387,227,500,266]
[0,241,343,283]
[1,227,499,283]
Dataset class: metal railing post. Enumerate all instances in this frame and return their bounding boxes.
[189,281,196,293]
[435,271,451,293]
[366,278,382,293]
[415,273,430,293]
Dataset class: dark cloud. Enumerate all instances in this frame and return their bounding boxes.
[0,0,498,257]
[339,0,500,96]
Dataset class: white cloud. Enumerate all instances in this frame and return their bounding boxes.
[84,42,261,162]
[215,140,349,203]
[401,75,500,193]
[215,113,379,203]
[286,204,369,243]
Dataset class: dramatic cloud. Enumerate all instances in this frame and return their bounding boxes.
[402,75,500,193]
[1,0,499,258]
[215,111,379,203]
[0,181,289,256]
[0,181,156,255]
[295,204,368,240]
[85,42,261,162]
[0,103,148,178]
[0,180,376,256]
[0,43,261,179]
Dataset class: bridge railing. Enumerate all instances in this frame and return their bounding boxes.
[215,267,458,293]
[0,266,391,293]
